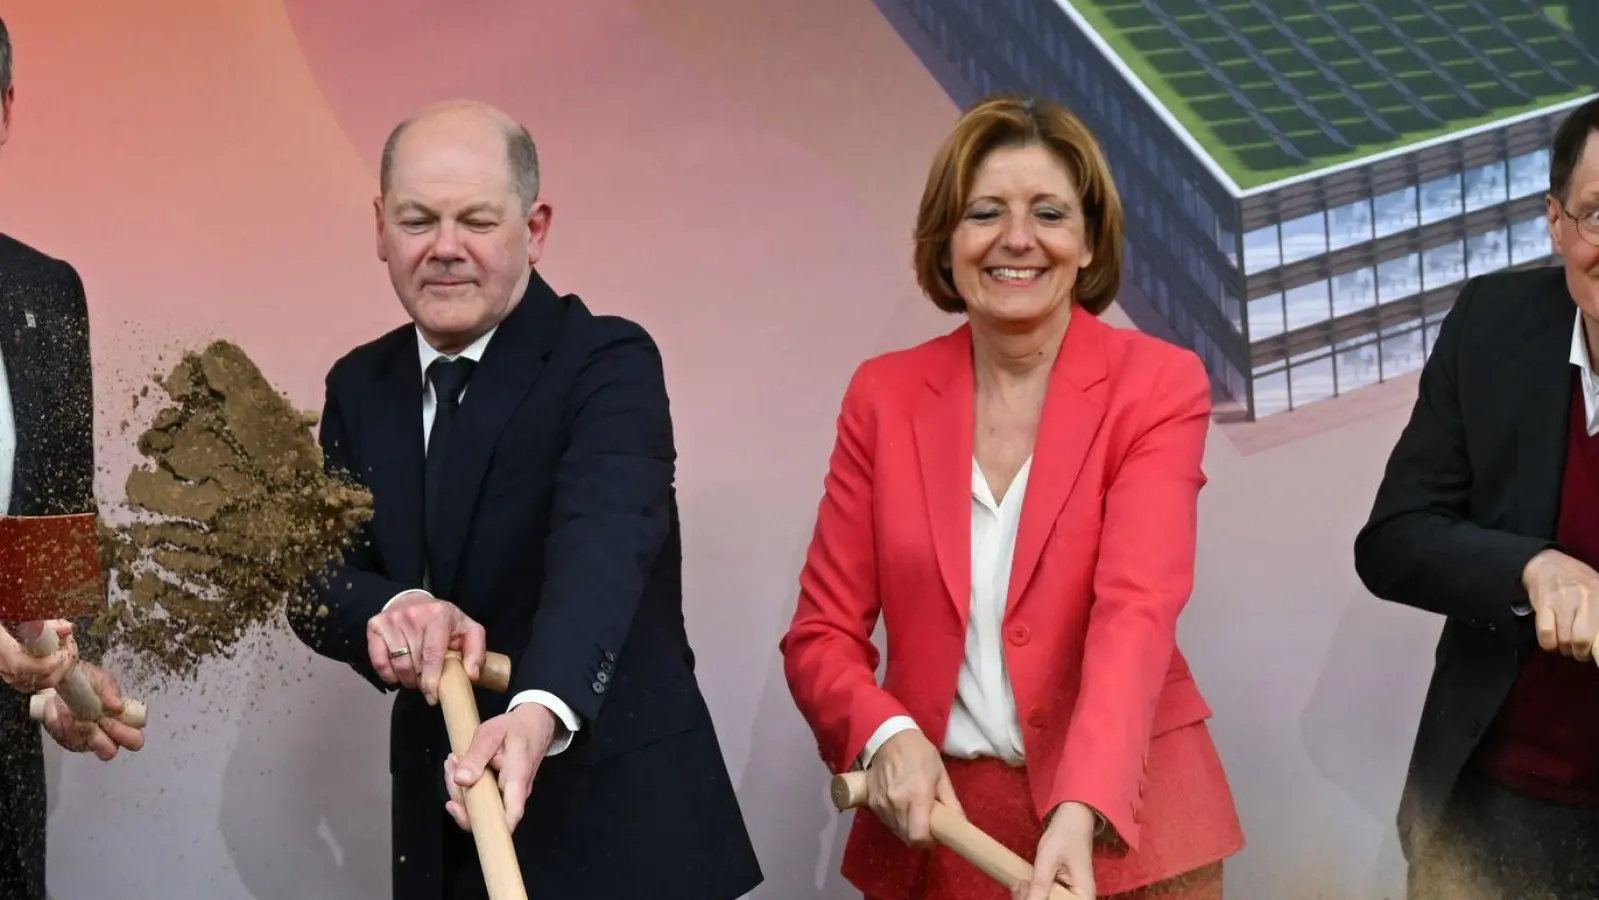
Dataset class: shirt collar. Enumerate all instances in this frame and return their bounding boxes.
[416,326,497,384]
[1571,311,1599,432]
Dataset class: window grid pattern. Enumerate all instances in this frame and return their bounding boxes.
[1248,214,1551,417]
[1240,145,1555,418]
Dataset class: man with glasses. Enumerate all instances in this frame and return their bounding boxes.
[1357,95,1599,899]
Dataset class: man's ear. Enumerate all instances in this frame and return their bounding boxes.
[526,200,553,268]
[374,196,389,262]
[0,84,16,149]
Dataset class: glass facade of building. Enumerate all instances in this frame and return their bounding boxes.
[874,0,1566,420]
[1239,120,1560,416]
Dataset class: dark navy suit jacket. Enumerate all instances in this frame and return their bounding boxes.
[291,270,761,900]
[0,233,99,900]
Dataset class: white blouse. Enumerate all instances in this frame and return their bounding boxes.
[860,455,1033,767]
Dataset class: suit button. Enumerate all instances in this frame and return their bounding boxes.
[1008,624,1031,646]
[592,681,606,694]
[596,671,610,684]
[1026,709,1046,729]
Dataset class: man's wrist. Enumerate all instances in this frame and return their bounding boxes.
[381,589,433,613]
[1523,549,1557,592]
[507,690,579,755]
[509,700,557,729]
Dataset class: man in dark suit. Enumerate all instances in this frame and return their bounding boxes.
[1356,95,1599,899]
[0,16,145,900]
[288,99,762,900]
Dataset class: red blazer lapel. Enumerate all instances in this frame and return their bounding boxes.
[1006,305,1109,615]
[912,327,975,629]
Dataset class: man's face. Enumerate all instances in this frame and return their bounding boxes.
[375,112,551,353]
[1549,131,1599,321]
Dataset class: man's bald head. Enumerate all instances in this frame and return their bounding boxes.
[379,100,540,213]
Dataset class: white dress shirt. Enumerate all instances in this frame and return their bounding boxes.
[381,325,579,756]
[860,456,1033,766]
[1572,312,1599,437]
[0,341,15,516]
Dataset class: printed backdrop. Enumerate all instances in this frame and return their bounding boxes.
[1,2,1573,898]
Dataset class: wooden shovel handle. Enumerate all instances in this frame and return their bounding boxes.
[830,771,1084,899]
[18,622,147,729]
[439,651,526,900]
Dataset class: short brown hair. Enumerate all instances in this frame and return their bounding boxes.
[913,95,1123,316]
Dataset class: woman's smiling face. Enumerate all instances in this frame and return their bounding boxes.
[947,142,1094,330]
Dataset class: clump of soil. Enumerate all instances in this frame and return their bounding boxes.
[90,341,373,681]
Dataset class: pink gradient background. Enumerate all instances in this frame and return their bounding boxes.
[3,2,1445,898]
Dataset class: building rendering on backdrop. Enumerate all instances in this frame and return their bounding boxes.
[875,0,1599,421]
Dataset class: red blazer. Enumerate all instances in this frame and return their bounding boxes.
[781,307,1244,894]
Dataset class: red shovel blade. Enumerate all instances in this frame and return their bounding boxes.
[0,513,104,622]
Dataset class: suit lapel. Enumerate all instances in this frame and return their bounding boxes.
[368,339,427,587]
[429,271,566,598]
[1518,290,1578,541]
[912,329,975,628]
[1007,305,1108,615]
[3,299,46,515]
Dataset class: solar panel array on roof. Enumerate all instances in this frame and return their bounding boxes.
[1071,0,1599,185]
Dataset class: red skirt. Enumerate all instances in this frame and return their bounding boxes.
[863,756,1226,900]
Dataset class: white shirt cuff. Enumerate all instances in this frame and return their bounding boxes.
[382,589,433,611]
[508,690,580,756]
[383,593,578,756]
[859,716,920,769]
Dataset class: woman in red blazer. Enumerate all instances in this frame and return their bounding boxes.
[780,96,1244,900]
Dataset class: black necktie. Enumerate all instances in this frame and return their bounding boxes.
[424,357,476,563]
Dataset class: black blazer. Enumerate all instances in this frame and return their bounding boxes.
[290,271,761,900]
[0,234,96,523]
[1355,265,1576,860]
[0,232,99,900]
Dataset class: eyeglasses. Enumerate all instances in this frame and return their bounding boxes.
[1554,196,1599,247]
